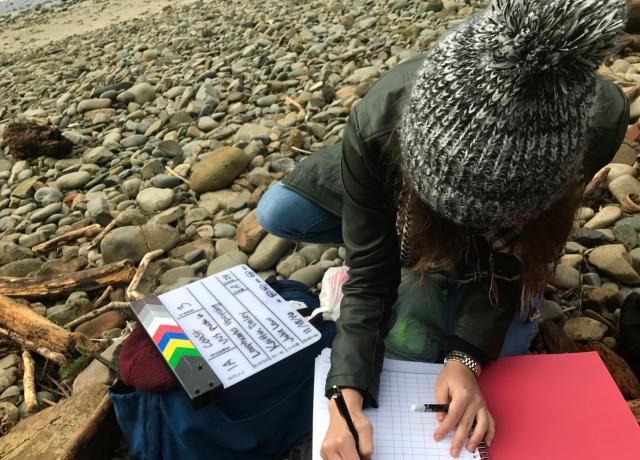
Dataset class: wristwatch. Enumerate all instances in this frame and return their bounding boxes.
[444,351,482,379]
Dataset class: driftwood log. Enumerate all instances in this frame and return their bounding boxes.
[0,297,75,354]
[0,295,88,358]
[0,260,134,299]
[0,384,117,460]
[2,122,73,159]
[57,393,116,460]
[0,326,67,366]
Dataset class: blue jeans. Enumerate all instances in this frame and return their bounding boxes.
[257,182,537,357]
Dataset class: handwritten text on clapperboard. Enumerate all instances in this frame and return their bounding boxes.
[158,264,322,387]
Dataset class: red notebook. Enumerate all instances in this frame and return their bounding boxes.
[479,352,640,460]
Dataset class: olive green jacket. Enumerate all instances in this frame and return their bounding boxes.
[283,54,628,405]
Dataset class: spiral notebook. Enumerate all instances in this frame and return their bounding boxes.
[312,349,487,459]
[313,349,640,460]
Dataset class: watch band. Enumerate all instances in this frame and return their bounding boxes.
[444,351,482,378]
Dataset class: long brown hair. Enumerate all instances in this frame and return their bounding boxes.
[392,153,581,307]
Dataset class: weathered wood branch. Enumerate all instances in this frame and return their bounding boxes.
[22,350,38,413]
[126,250,164,301]
[92,285,113,309]
[32,224,102,254]
[0,326,67,366]
[57,393,114,460]
[0,260,135,299]
[0,294,91,359]
[88,219,116,250]
[583,167,610,198]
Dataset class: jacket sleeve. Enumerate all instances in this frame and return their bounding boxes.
[324,108,401,407]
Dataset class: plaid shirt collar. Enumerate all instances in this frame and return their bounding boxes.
[480,226,521,254]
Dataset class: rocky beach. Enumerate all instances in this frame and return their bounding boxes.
[0,0,639,457]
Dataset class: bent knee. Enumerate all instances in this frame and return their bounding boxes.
[256,188,288,236]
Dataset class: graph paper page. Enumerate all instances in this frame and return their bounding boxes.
[312,349,480,459]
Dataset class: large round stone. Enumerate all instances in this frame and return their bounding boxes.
[189,147,249,194]
[101,224,179,263]
[136,187,175,213]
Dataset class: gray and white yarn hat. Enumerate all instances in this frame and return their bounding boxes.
[400,0,626,229]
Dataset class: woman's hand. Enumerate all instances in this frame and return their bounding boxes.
[434,360,495,458]
[320,388,374,460]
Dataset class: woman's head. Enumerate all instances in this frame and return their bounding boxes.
[401,169,581,296]
[399,0,625,230]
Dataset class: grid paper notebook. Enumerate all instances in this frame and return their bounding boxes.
[312,348,485,459]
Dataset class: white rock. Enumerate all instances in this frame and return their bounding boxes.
[128,82,157,105]
[609,175,640,204]
[576,207,595,222]
[559,254,583,270]
[584,206,622,229]
[136,187,174,213]
[601,164,638,187]
[587,244,640,285]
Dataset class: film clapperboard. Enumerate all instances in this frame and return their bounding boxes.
[130,264,321,407]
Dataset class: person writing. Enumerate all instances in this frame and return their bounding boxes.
[256,0,628,458]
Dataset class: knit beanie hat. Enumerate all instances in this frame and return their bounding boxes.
[400,0,626,229]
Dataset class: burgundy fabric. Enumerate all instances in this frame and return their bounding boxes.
[119,325,178,392]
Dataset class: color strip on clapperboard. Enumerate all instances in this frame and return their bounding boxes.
[131,294,223,406]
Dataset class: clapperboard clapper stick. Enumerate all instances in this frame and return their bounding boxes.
[129,264,322,407]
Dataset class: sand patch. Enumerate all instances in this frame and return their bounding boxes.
[0,0,202,55]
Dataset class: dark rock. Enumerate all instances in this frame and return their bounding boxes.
[0,258,43,277]
[571,228,610,247]
[0,242,33,266]
[613,225,638,251]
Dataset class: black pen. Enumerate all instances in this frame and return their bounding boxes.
[330,385,361,455]
[410,403,450,413]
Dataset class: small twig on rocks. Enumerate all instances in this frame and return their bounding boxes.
[45,374,71,398]
[126,250,164,301]
[89,219,117,250]
[290,146,313,155]
[165,165,192,187]
[92,285,113,309]
[40,398,56,407]
[77,345,119,374]
[37,382,68,400]
[22,350,38,413]
[32,224,102,254]
[64,301,130,331]
[284,95,305,114]
[583,167,610,198]
[0,326,67,367]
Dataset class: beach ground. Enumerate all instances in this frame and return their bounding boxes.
[0,0,201,54]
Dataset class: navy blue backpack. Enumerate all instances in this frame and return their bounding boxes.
[110,279,335,460]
